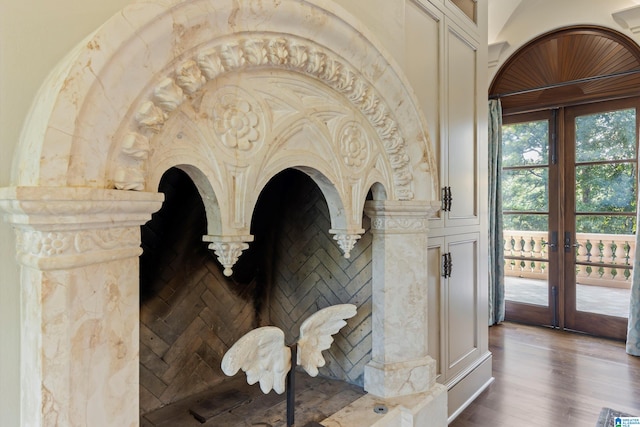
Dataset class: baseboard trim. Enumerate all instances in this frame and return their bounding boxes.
[445,353,494,423]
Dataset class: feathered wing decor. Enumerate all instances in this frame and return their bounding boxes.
[297,304,357,377]
[220,326,291,394]
[220,304,357,392]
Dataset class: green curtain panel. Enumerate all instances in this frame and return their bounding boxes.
[488,99,505,325]
[627,207,640,356]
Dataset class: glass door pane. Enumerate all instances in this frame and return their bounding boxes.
[502,111,555,325]
[565,100,638,339]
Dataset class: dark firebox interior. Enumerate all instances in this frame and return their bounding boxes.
[138,167,370,425]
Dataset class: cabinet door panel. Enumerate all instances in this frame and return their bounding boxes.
[446,23,479,226]
[444,233,480,378]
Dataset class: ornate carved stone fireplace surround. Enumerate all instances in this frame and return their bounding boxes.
[0,0,447,425]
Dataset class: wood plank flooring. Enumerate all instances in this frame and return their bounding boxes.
[450,322,640,427]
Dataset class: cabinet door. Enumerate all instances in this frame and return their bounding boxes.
[444,20,480,227]
[442,232,481,382]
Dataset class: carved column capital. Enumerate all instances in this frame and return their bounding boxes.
[364,200,439,234]
[0,187,164,270]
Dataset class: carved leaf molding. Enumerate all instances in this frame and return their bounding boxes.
[114,34,414,199]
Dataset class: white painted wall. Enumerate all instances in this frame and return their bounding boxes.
[0,2,133,425]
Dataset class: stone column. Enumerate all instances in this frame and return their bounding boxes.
[363,200,438,398]
[0,187,163,427]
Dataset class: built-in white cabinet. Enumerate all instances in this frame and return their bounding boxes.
[428,234,491,419]
[443,20,481,228]
[406,0,492,422]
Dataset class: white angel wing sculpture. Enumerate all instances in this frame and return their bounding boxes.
[220,326,291,394]
[297,304,357,377]
[220,304,357,395]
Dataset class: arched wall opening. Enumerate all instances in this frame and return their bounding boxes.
[490,25,640,113]
[138,167,375,423]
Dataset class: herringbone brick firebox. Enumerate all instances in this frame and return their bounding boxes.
[139,168,373,418]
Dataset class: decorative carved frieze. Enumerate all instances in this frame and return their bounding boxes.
[15,227,142,270]
[114,35,414,199]
[364,200,438,234]
[0,187,164,269]
[370,217,429,233]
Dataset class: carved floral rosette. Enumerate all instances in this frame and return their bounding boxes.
[114,34,414,200]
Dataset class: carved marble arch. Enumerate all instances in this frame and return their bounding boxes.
[13,0,437,188]
[9,0,438,275]
[142,64,404,272]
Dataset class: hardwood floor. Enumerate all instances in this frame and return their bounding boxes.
[450,322,640,427]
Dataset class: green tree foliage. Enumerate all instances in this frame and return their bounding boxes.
[502,109,637,235]
[502,120,549,232]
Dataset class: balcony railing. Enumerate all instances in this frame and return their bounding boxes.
[503,230,636,289]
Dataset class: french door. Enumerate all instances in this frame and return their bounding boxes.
[502,98,639,340]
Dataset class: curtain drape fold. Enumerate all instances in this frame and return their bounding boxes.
[627,208,640,355]
[489,99,505,325]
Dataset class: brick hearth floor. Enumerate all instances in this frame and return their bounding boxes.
[141,373,365,426]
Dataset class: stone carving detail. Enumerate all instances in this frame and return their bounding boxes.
[74,229,140,253]
[197,49,225,79]
[370,217,429,232]
[339,122,369,168]
[175,60,206,94]
[154,78,185,113]
[114,167,145,191]
[212,92,261,151]
[120,132,150,160]
[221,304,357,394]
[40,232,71,256]
[16,228,140,258]
[332,233,362,259]
[114,35,414,198]
[207,240,250,277]
[135,101,166,133]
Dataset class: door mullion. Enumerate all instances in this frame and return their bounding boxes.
[551,107,566,330]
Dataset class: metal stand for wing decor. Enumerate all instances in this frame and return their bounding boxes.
[221,304,357,427]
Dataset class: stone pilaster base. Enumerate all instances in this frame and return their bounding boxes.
[322,383,447,427]
[364,356,437,398]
